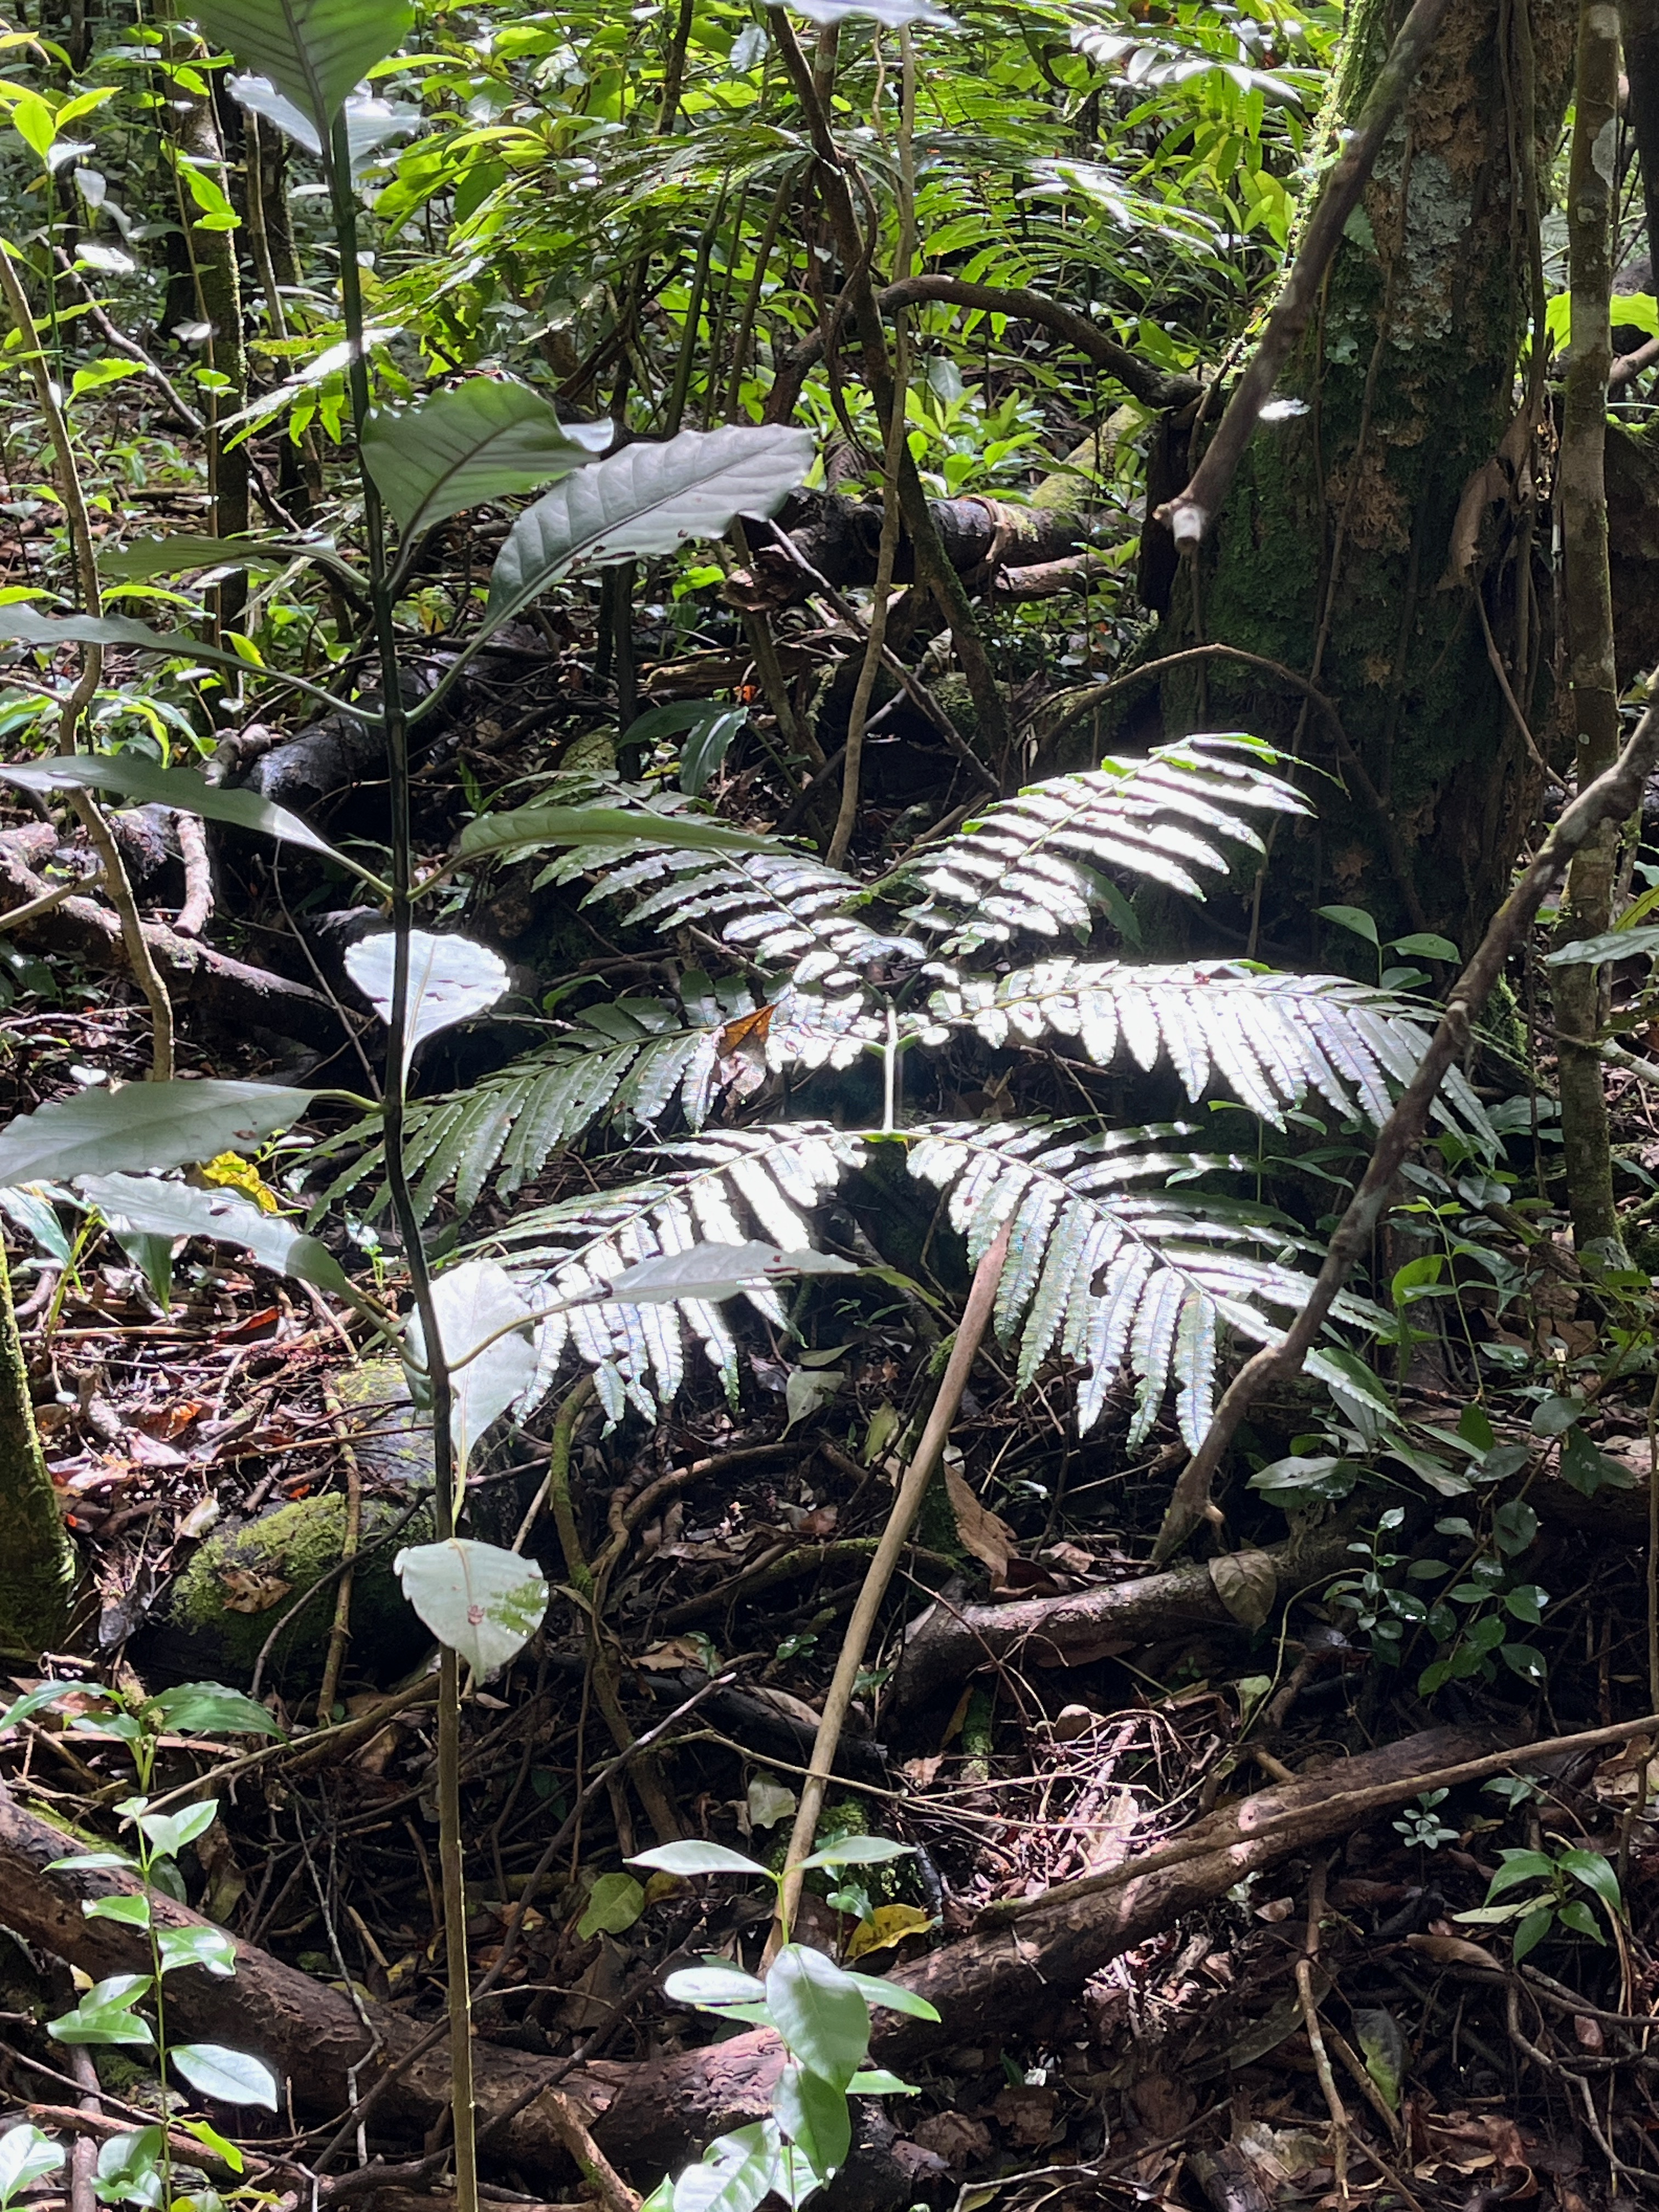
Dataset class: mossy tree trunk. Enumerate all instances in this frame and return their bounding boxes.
[1163,0,1576,960]
[0,1254,75,1660]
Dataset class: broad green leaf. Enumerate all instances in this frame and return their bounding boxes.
[845,2070,918,2095]
[78,1176,355,1302]
[0,1680,87,1735]
[0,2124,64,2209]
[0,753,361,877]
[1512,1902,1555,1961]
[393,1538,549,1675]
[405,1259,538,1470]
[793,1835,914,1872]
[485,425,813,633]
[151,1682,284,1738]
[578,1872,645,1938]
[49,1975,155,2047]
[100,534,337,583]
[664,1965,769,2007]
[1555,1897,1605,1941]
[83,1895,153,1929]
[0,1081,312,1187]
[1559,1849,1623,1915]
[672,2123,782,2212]
[185,0,412,142]
[47,1852,136,1873]
[674,707,748,797]
[630,1841,772,1880]
[363,380,608,544]
[1559,1425,1638,1498]
[1485,1849,1555,1900]
[837,1970,940,2021]
[456,804,782,868]
[1545,924,1659,968]
[343,930,510,1074]
[227,76,417,167]
[1352,2006,1406,2109]
[136,1799,219,1858]
[764,1945,870,2089]
[605,1242,857,1305]
[157,1925,238,1979]
[1317,902,1379,947]
[169,2044,278,2111]
[94,2130,163,2199]
[774,2066,850,2178]
[1390,932,1460,962]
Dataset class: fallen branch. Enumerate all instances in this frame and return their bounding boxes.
[888,1521,1359,1717]
[1156,0,1454,545]
[1153,681,1659,1561]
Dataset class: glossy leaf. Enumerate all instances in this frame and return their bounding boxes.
[49,1975,155,2047]
[630,1840,772,1880]
[793,1835,913,1872]
[83,1895,153,1929]
[405,1259,538,1469]
[169,2043,279,2111]
[765,1945,870,2089]
[151,1681,285,1738]
[485,425,814,632]
[136,1799,219,1858]
[0,753,362,876]
[0,606,354,706]
[0,1081,312,1187]
[0,1680,85,1735]
[186,0,413,140]
[663,1965,769,2007]
[837,1970,940,2021]
[394,1537,549,1675]
[228,77,419,167]
[0,2125,64,2209]
[363,380,608,544]
[344,930,510,1073]
[157,1925,238,1979]
[455,803,782,868]
[100,534,334,582]
[78,1176,355,1302]
[672,2123,782,2212]
[679,707,749,797]
[1544,924,1659,967]
[774,2066,850,2178]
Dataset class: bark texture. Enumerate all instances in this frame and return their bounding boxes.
[1165,0,1576,955]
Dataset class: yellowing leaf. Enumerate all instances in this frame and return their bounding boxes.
[845,1904,934,1960]
[200,1151,281,1214]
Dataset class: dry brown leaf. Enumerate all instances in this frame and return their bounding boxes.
[634,1637,713,1671]
[945,1463,1017,1581]
[911,2113,993,2172]
[1406,1931,1500,1969]
[1573,2013,1605,2051]
[1209,1548,1277,1629]
[216,1566,291,1615]
[991,2085,1058,2148]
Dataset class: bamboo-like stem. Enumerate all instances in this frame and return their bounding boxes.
[0,241,175,1081]
[1550,0,1625,1255]
[771,1216,1012,1952]
[323,119,473,2212]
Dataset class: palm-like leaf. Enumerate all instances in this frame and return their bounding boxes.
[905,1120,1324,1447]
[902,734,1308,951]
[915,958,1483,1130]
[488,1125,862,1421]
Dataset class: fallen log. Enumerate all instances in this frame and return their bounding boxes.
[889,1522,1360,1717]
[0,1721,1499,2188]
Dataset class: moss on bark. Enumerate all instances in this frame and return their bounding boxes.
[0,1254,76,1660]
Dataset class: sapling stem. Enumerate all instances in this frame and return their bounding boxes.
[323,117,477,2212]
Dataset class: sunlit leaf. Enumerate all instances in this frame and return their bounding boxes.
[77,1176,355,1301]
[405,1258,538,1469]
[185,0,413,142]
[344,930,510,1073]
[0,1082,312,1186]
[363,380,608,544]
[394,1537,549,1674]
[456,803,782,867]
[169,2044,279,2111]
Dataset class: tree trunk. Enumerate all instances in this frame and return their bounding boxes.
[0,1250,75,1659]
[1160,0,1576,958]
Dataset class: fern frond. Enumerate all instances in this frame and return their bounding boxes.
[903,733,1308,951]
[905,1119,1322,1447]
[914,958,1485,1130]
[486,1124,862,1423]
[544,837,922,987]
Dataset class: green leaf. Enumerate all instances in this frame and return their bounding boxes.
[456,803,782,868]
[1512,1903,1555,1961]
[764,1945,870,2088]
[1531,1394,1584,1436]
[1352,2006,1406,2110]
[1544,924,1659,968]
[180,2122,242,2174]
[0,2124,65,2210]
[404,1259,538,1472]
[1248,1454,1355,1503]
[100,534,338,583]
[836,1970,940,2020]
[792,0,955,24]
[0,1080,311,1187]
[186,0,412,142]
[1390,932,1459,961]
[670,706,749,798]
[49,1975,155,2047]
[151,1682,284,1738]
[630,1840,772,1881]
[169,2044,278,2111]
[774,2065,850,2177]
[1554,1897,1605,1941]
[363,380,607,545]
[793,1836,914,1872]
[0,1680,89,1735]
[47,1852,137,1874]
[0,606,356,712]
[78,1176,355,1302]
[664,1965,769,2007]
[1317,902,1379,947]
[393,1538,549,1675]
[1559,1849,1623,1915]
[1485,1849,1555,1900]
[343,930,510,1075]
[95,2128,163,2205]
[227,77,415,167]
[672,2123,782,2212]
[0,752,364,878]
[845,2070,918,2095]
[1492,1499,1538,1555]
[1559,1425,1638,1498]
[578,1872,645,1938]
[136,1798,219,1859]
[83,1894,153,1929]
[157,1925,238,1979]
[485,426,814,634]
[606,1243,856,1306]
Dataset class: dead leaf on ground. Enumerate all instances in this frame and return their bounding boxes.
[1132,2072,1197,2135]
[911,2112,993,2171]
[1405,1931,1500,1969]
[1209,1548,1277,1629]
[991,2085,1058,2147]
[216,1565,292,1615]
[634,1637,714,1671]
[945,1463,1017,1582]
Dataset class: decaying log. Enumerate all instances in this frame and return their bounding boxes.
[890,1522,1361,1717]
[0,1723,1495,2188]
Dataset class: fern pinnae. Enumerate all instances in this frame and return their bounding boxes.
[1127,1268,1189,1447]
